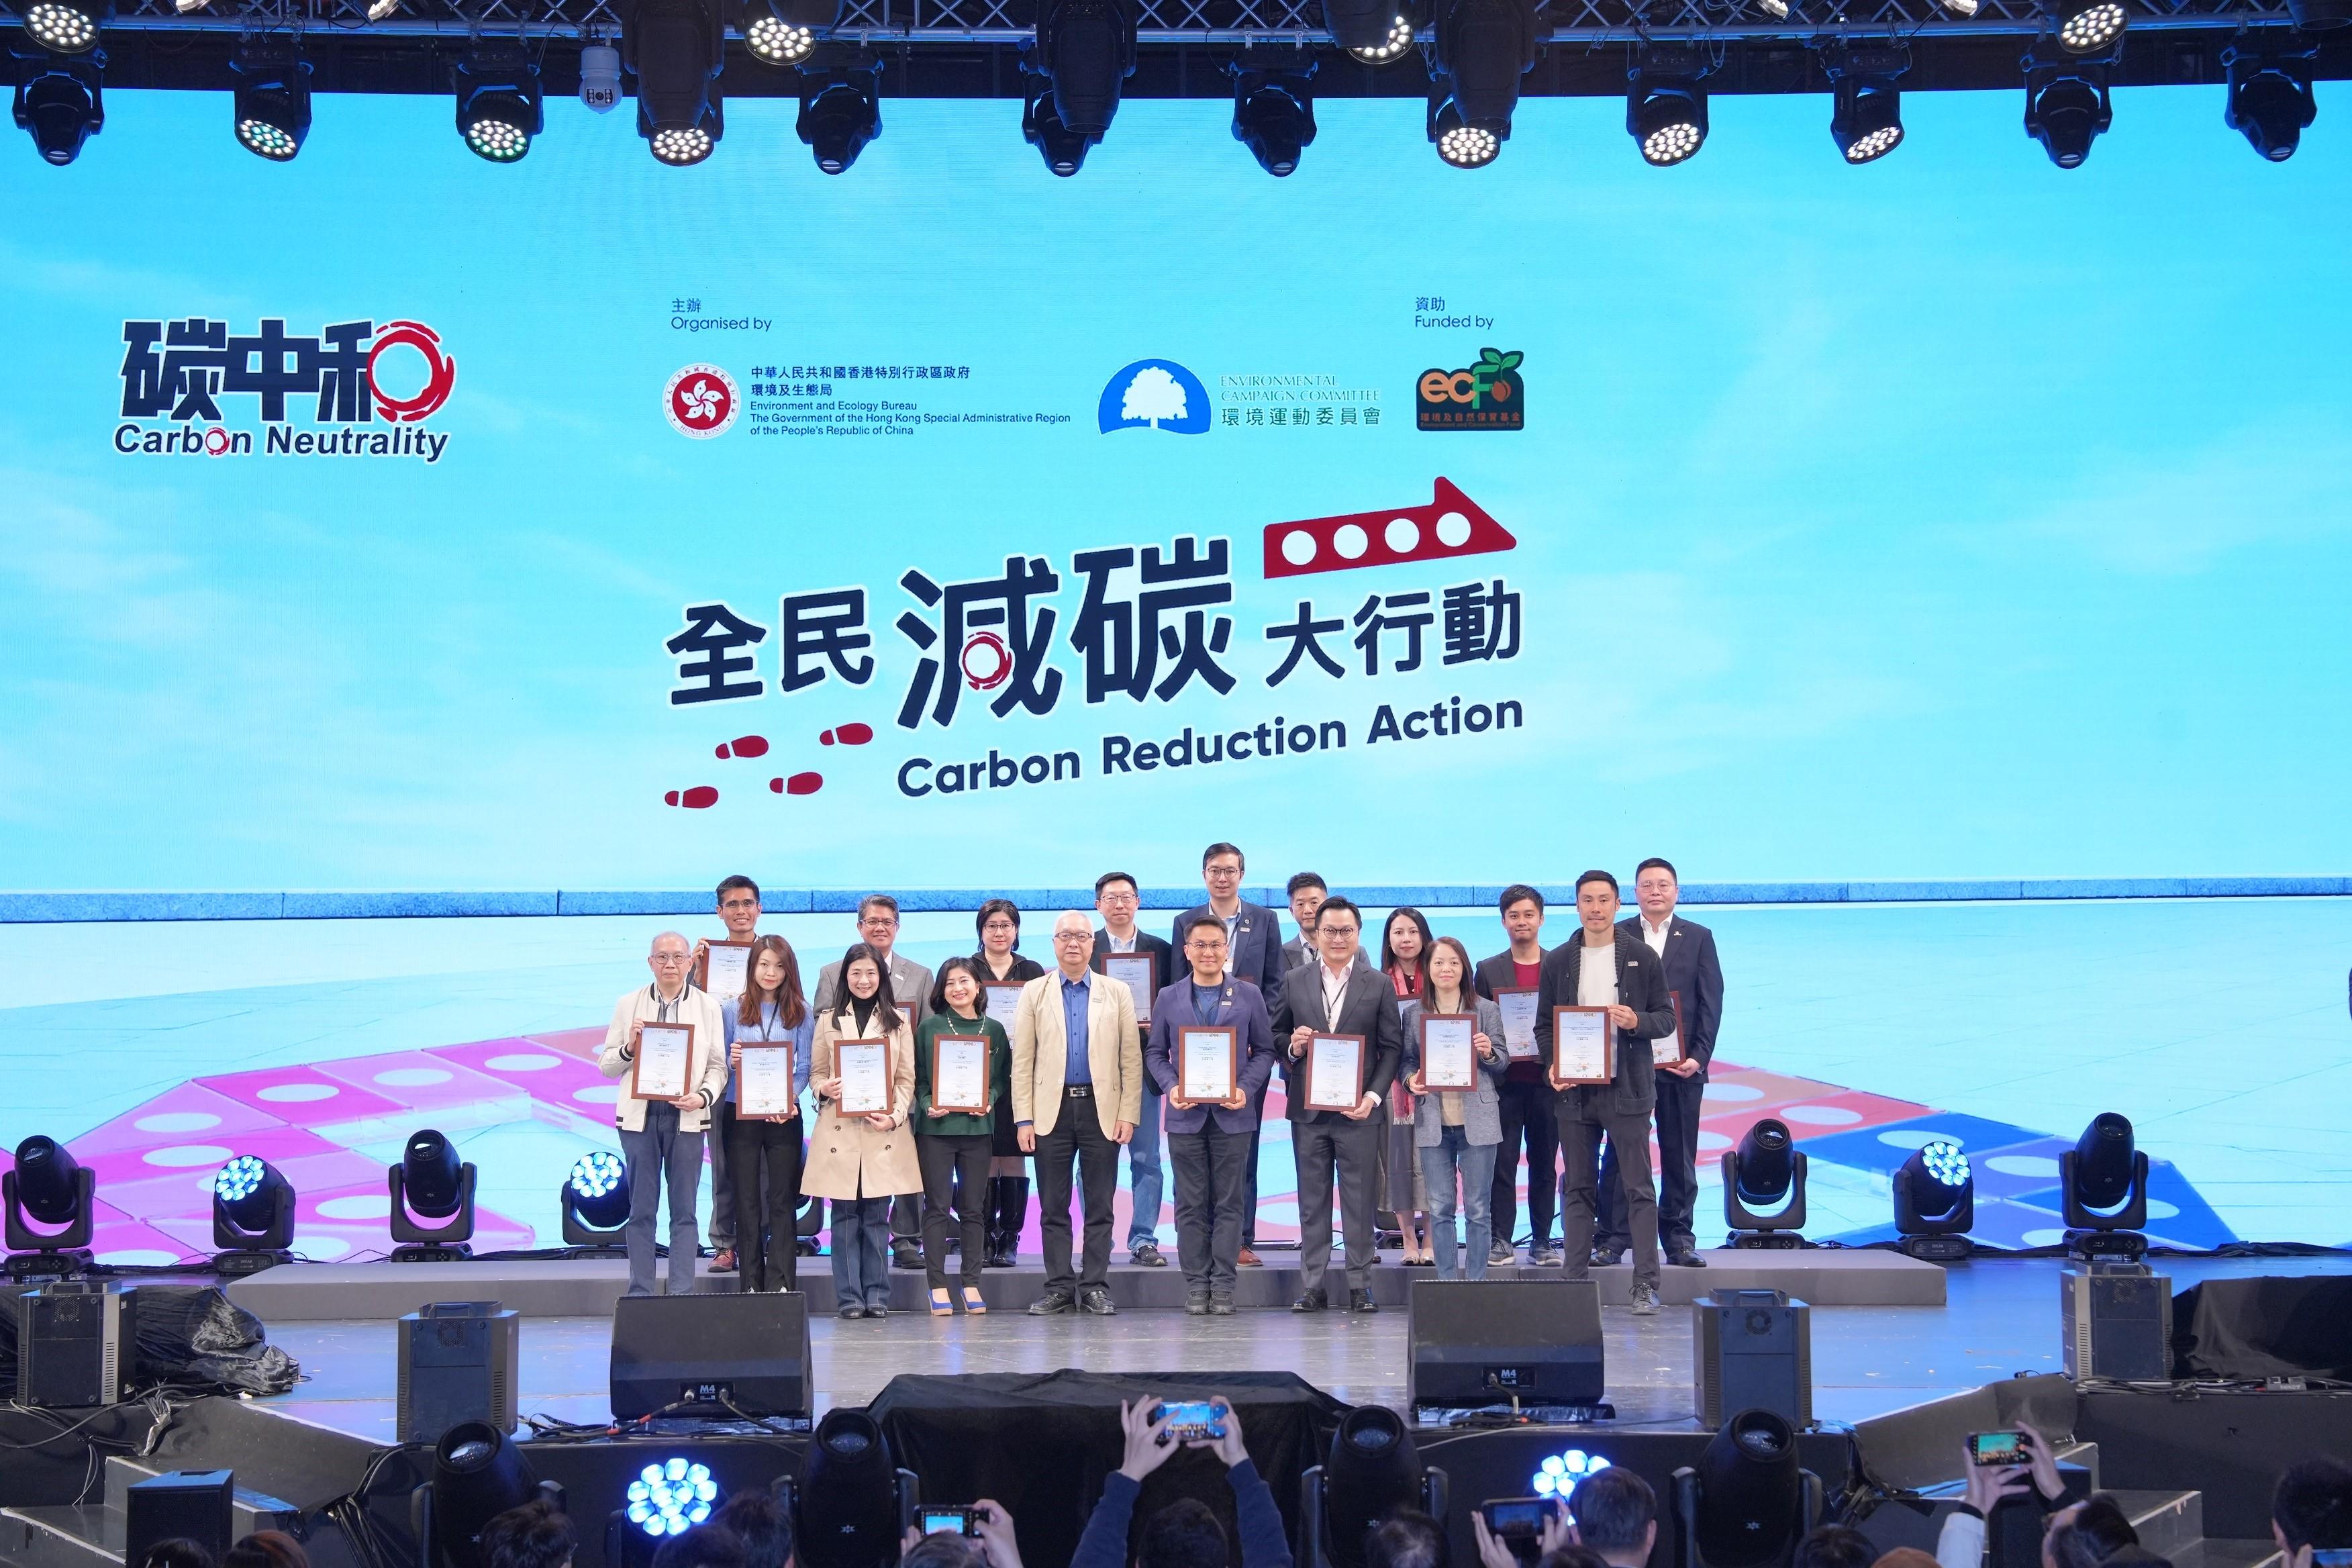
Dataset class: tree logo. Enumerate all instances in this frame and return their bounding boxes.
[1415,347,1524,432]
[1097,358,1212,434]
[665,363,740,439]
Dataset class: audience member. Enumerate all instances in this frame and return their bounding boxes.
[1794,1525,1879,1568]
[1366,1511,1450,1568]
[136,1541,217,1568]
[714,1488,795,1568]
[481,1501,577,1568]
[2045,1496,2139,1568]
[1471,1499,1573,1568]
[1935,1426,2070,1568]
[1567,1468,1657,1568]
[1536,1550,1613,1568]
[1072,1396,1289,1568]
[222,1534,307,1568]
[901,1501,1022,1568]
[1876,1550,1946,1568]
[2275,1460,2352,1568]
[652,1525,748,1568]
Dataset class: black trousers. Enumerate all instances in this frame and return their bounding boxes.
[1166,1125,1250,1297]
[1558,1096,1659,1288]
[1490,1076,1561,1250]
[918,1134,991,1291]
[1597,1071,1703,1252]
[1240,1111,1263,1250]
[721,1106,805,1293]
[1035,1089,1120,1293]
[1293,1116,1383,1293]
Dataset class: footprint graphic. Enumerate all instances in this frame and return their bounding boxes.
[819,723,874,746]
[715,736,769,759]
[665,787,720,809]
[769,773,824,796]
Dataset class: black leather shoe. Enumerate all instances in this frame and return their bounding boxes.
[1079,1286,1116,1316]
[1349,1289,1378,1314]
[1591,1243,1628,1267]
[892,1239,923,1271]
[1291,1289,1328,1312]
[1028,1291,1075,1316]
[1667,1247,1708,1267]
[1208,1297,1236,1316]
[1131,1242,1167,1267]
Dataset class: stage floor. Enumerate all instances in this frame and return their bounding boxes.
[247,1253,2352,1444]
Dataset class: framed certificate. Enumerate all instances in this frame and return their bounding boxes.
[1304,1032,1365,1113]
[1104,954,1157,1024]
[983,982,1026,1033]
[835,1038,890,1116]
[1652,991,1686,1067]
[698,940,753,1002]
[1496,989,1540,1061]
[930,1034,991,1114]
[1549,1007,1615,1089]
[1419,1014,1477,1091]
[1177,1026,1238,1105]
[632,1022,695,1100]
[735,1043,797,1118]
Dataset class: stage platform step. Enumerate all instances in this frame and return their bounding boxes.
[223,1246,1944,1321]
[0,1453,303,1568]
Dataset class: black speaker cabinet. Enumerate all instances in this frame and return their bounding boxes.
[397,1301,520,1442]
[126,1470,234,1567]
[15,1282,137,1407]
[1406,1277,1604,1410]
[1694,1289,1812,1428]
[610,1291,812,1420]
[2063,1265,2171,1383]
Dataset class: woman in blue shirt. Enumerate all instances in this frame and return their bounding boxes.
[723,934,815,1293]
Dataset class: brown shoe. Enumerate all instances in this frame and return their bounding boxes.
[1238,1248,1263,1268]
[711,1248,737,1273]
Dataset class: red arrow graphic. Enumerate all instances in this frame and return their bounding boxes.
[1261,478,1518,580]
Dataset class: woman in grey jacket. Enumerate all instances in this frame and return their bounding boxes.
[1398,935,1510,1279]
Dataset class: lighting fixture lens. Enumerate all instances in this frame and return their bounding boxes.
[1347,13,1414,62]
[650,126,713,164]
[23,1,99,50]
[569,1151,625,1198]
[1642,119,1700,164]
[237,117,297,158]
[1436,123,1497,166]
[215,1155,266,1203]
[1846,123,1901,160]
[627,1460,720,1537]
[745,13,815,62]
[1530,1448,1610,1499]
[1922,1140,1970,1187]
[464,117,529,160]
[2057,0,2124,52]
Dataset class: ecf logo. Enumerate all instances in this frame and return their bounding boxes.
[1415,348,1524,432]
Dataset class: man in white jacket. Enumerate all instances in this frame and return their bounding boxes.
[599,931,730,1297]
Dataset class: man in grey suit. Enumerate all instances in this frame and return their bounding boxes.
[1281,872,1373,975]
[1173,842,1286,1266]
[1270,896,1401,1314]
[814,893,935,1269]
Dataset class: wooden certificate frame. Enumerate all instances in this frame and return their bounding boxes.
[697,939,754,997]
[1547,1006,1616,1089]
[630,1021,695,1100]
[1175,1025,1240,1106]
[1418,1012,1479,1091]
[1304,1032,1366,1113]
[734,1042,796,1118]
[929,1034,992,1114]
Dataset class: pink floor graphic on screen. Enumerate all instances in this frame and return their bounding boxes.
[819,723,873,746]
[714,736,769,759]
[663,786,720,807]
[769,773,823,795]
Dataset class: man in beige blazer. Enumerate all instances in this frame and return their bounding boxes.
[597,930,730,1298]
[1013,911,1142,1316]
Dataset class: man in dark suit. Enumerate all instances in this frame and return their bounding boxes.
[1270,895,1401,1313]
[1145,914,1278,1312]
[1534,871,1677,1314]
[1173,842,1286,1266]
[1473,883,1558,1267]
[1093,870,1178,1267]
[1282,872,1374,975]
[1594,857,1726,1269]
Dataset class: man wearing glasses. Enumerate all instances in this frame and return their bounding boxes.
[1172,842,1286,1267]
[1012,912,1144,1316]
[1091,873,1177,1267]
[597,931,729,1298]
[817,894,936,1270]
[695,874,764,1275]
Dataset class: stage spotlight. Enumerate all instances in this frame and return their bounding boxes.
[627,1458,720,1538]
[560,1151,630,1250]
[1722,1119,1807,1247]
[1310,1408,1449,1568]
[2024,59,2109,167]
[17,0,107,55]
[231,42,309,161]
[624,0,725,164]
[1428,95,1501,166]
[796,1410,914,1568]
[1034,0,1135,138]
[2223,47,2314,160]
[2287,0,2351,26]
[454,44,540,162]
[2061,1110,2149,1260]
[1347,13,1414,62]
[1670,1410,1822,1568]
[430,1422,557,1568]
[796,64,880,174]
[1829,75,1902,162]
[1432,0,1536,145]
[1530,1447,1610,1505]
[212,1155,295,1275]
[5,1135,95,1277]
[390,1128,478,1263]
[746,10,814,62]
[1021,71,1095,175]
[1756,0,1787,18]
[10,48,102,165]
[1627,54,1709,165]
[1892,1139,1973,1261]
[2051,0,2125,54]
[1231,66,1316,176]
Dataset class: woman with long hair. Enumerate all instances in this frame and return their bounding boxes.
[722,934,813,1293]
[973,899,1047,1267]
[805,942,919,1318]
[1399,935,1510,1279]
[913,956,1013,1315]
[1379,907,1437,1265]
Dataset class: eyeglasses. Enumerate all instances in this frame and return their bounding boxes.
[859,918,898,931]
[720,898,759,910]
[1052,930,1091,943]
[1185,941,1228,954]
[1099,891,1138,905]
[650,952,689,965]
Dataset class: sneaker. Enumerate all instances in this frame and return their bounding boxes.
[1591,1243,1628,1267]
[1529,1245,1562,1267]
[1185,1295,1210,1316]
[1487,1242,1517,1266]
[1628,1281,1661,1316]
[1131,1242,1167,1268]
[1208,1297,1236,1316]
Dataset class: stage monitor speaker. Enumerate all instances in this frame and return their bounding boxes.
[611,1290,812,1420]
[1406,1277,1603,1410]
[126,1469,234,1568]
[15,1282,138,1407]
[1695,1289,1812,1429]
[398,1301,520,1442]
[2062,1265,2169,1383]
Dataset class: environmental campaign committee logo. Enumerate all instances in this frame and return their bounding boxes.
[114,316,457,462]
[666,363,741,438]
[1416,347,1524,431]
[1098,358,1212,434]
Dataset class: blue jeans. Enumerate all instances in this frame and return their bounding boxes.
[1419,1128,1498,1281]
[1126,1083,1165,1249]
[828,1195,893,1310]
[619,1104,703,1297]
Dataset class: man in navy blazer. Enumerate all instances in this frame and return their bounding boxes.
[1595,857,1726,1268]
[1172,841,1287,1265]
[1145,914,1277,1313]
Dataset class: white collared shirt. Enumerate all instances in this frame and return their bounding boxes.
[1320,961,1354,1029]
[1108,931,1138,954]
[1640,914,1673,957]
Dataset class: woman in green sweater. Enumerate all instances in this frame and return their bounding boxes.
[914,956,1013,1316]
